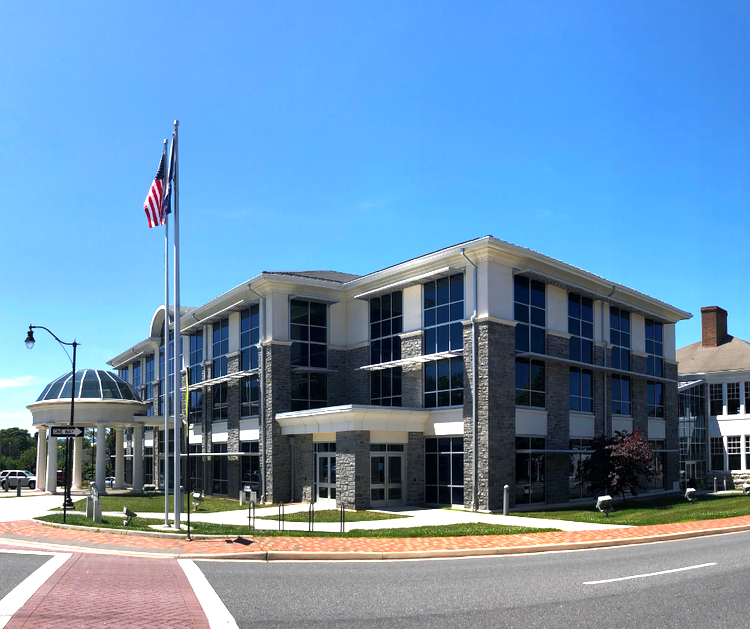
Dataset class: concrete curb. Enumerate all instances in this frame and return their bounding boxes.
[202,523,750,561]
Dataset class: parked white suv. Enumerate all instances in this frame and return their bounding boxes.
[0,470,36,490]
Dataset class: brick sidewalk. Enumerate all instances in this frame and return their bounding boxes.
[3,515,750,559]
[5,553,209,628]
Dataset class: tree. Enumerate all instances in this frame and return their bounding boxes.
[577,430,654,502]
[0,428,36,472]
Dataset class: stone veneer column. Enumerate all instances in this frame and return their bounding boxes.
[336,430,370,510]
[463,320,516,511]
[399,331,423,408]
[545,332,571,505]
[226,352,241,499]
[328,345,371,406]
[36,427,47,492]
[291,435,314,502]
[406,431,425,506]
[263,342,292,504]
[664,361,679,490]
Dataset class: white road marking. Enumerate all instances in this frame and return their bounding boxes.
[584,562,717,585]
[179,559,239,628]
[0,552,72,628]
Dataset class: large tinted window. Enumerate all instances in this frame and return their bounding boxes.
[424,358,463,408]
[240,375,259,417]
[423,274,464,354]
[240,305,260,371]
[610,307,630,371]
[290,300,327,368]
[423,275,464,408]
[370,291,403,406]
[569,368,593,412]
[515,358,545,408]
[568,293,593,364]
[212,318,229,377]
[291,372,327,411]
[514,276,545,354]
[645,318,663,377]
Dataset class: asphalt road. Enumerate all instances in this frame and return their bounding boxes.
[0,551,49,601]
[198,531,750,628]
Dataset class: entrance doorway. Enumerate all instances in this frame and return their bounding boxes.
[370,444,404,507]
[314,443,336,503]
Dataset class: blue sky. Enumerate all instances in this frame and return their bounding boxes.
[1,1,749,430]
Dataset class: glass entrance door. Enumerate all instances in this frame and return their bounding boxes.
[370,444,404,508]
[314,443,336,502]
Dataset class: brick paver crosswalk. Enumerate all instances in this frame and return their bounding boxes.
[4,553,210,628]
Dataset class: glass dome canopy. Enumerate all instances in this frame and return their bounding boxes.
[36,370,140,402]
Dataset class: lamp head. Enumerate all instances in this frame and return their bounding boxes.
[25,328,35,350]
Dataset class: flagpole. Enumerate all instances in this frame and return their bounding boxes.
[162,137,170,527]
[172,120,182,529]
[185,367,191,541]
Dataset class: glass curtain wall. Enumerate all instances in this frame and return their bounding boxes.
[679,382,706,489]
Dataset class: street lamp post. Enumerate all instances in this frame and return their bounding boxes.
[25,325,78,523]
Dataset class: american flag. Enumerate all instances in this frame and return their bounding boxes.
[144,153,166,228]
[163,135,175,218]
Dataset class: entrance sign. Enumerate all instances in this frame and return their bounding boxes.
[50,426,84,438]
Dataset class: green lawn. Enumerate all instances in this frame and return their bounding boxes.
[69,493,246,514]
[258,509,410,523]
[35,514,555,538]
[513,493,750,526]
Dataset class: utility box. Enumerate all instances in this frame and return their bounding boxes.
[86,496,102,523]
[240,485,257,505]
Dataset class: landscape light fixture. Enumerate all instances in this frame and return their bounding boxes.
[123,507,137,527]
[685,487,698,503]
[25,324,79,522]
[596,495,613,517]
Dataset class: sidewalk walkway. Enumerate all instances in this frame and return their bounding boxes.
[101,503,631,533]
[2,513,750,560]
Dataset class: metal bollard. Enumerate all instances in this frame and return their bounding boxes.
[248,500,255,532]
[714,477,717,493]
[340,503,345,533]
[308,500,315,532]
[16,482,21,497]
[503,485,510,516]
[278,502,285,531]
[724,478,727,491]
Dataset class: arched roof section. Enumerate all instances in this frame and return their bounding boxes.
[148,305,197,339]
[36,370,141,402]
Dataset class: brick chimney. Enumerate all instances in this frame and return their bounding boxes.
[701,306,728,347]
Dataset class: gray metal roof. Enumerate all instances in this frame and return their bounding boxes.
[677,336,750,375]
[264,270,361,283]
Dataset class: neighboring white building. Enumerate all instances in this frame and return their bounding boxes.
[677,306,750,488]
